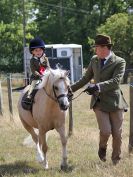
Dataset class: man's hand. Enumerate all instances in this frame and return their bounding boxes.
[84,84,99,95]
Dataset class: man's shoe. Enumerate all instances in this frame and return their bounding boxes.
[98,147,106,162]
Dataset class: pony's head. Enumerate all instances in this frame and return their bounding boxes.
[38,68,71,111]
[51,68,71,110]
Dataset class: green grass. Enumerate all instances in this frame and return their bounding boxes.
[0,84,133,177]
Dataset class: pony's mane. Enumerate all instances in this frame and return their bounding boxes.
[37,68,69,89]
[52,68,66,80]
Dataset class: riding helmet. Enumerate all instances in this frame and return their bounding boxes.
[29,37,45,53]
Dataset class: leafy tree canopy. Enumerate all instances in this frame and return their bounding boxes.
[97,13,133,67]
[0,0,133,72]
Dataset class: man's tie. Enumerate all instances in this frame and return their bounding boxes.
[100,58,106,68]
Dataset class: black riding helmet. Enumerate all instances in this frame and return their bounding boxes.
[29,37,45,53]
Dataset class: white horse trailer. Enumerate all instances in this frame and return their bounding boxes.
[24,44,83,84]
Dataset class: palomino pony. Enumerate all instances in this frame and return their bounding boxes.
[18,68,71,170]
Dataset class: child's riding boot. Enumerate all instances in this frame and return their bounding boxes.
[26,80,37,102]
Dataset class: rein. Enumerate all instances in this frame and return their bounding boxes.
[43,74,57,102]
[53,85,68,101]
[43,75,68,102]
[71,90,84,101]
[43,87,57,102]
[41,70,84,102]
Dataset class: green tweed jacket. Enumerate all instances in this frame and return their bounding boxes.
[71,52,128,112]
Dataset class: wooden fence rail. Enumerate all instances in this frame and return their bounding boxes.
[7,74,14,121]
[0,81,3,116]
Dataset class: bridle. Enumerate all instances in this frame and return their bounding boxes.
[53,85,68,102]
[43,76,70,103]
[42,71,82,103]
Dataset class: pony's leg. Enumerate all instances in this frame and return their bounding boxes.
[20,118,38,144]
[56,126,68,170]
[37,130,48,169]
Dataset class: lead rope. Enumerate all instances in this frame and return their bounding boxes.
[71,90,84,101]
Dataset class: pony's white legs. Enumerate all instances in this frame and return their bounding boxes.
[36,142,44,162]
[36,131,48,169]
[56,126,68,170]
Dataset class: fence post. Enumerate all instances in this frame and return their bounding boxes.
[68,101,73,136]
[7,74,13,121]
[129,76,133,153]
[0,81,3,116]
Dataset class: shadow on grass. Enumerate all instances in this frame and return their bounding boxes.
[0,161,39,176]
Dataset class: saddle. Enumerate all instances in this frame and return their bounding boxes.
[21,89,38,110]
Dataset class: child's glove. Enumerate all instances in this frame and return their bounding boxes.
[40,55,48,67]
[35,71,42,79]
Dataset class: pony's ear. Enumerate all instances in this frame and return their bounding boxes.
[65,70,70,76]
[56,63,63,69]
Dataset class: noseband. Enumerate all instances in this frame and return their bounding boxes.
[53,85,69,102]
[43,76,71,102]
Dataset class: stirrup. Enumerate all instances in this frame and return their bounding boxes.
[27,94,32,99]
[22,97,33,104]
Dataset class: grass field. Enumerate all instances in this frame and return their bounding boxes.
[0,84,133,177]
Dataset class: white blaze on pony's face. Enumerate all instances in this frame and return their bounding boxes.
[53,70,70,111]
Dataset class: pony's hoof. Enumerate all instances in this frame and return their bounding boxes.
[42,161,49,170]
[36,157,44,163]
[44,164,49,170]
[36,154,44,163]
[60,164,68,171]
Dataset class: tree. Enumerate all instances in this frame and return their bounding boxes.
[97,13,133,67]
[34,0,131,66]
[0,0,133,72]
[0,0,36,72]
[0,22,35,72]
